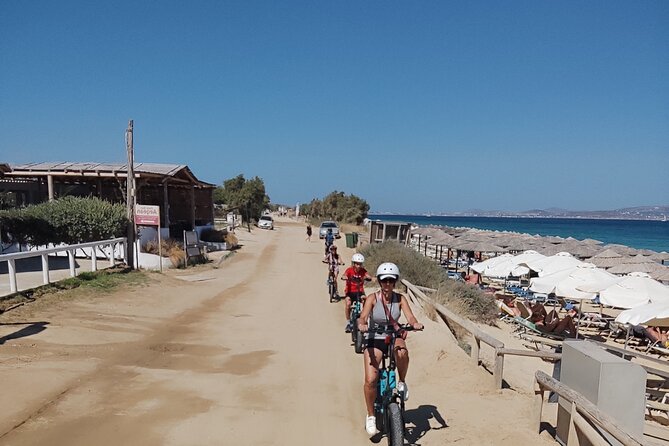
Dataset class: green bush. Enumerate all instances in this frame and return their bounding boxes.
[359,241,496,324]
[0,197,127,246]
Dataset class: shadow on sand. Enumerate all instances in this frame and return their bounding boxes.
[0,322,49,345]
[370,404,448,445]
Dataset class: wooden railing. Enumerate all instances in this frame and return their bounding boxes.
[534,371,644,446]
[403,279,564,388]
[0,238,127,294]
[403,279,506,388]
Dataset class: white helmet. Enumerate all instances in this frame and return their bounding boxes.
[352,253,365,264]
[376,262,400,281]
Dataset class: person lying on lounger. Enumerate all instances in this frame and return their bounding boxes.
[531,304,578,338]
[645,326,669,348]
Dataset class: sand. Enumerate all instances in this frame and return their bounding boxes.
[0,217,556,445]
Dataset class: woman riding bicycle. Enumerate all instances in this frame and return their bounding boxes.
[358,262,423,436]
[323,244,343,281]
[341,253,373,333]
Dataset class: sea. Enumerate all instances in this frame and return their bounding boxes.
[368,215,669,254]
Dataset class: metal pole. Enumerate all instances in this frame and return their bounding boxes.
[126,120,136,269]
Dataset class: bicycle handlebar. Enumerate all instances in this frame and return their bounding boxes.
[365,324,423,335]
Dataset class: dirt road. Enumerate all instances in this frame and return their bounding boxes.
[0,219,554,445]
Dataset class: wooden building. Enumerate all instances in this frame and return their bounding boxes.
[369,220,412,245]
[0,162,215,237]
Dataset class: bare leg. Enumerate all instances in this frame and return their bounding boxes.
[345,296,351,320]
[394,338,409,382]
[363,347,383,416]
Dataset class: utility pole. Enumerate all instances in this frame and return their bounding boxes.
[126,120,136,269]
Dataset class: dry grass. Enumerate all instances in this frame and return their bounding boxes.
[360,241,497,324]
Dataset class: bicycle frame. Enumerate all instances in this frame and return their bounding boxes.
[374,328,405,431]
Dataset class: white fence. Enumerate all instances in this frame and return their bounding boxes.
[0,237,127,294]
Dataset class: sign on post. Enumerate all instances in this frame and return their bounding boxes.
[135,205,160,226]
[134,205,162,272]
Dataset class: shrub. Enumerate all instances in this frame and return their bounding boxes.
[143,238,186,267]
[359,241,496,324]
[200,228,227,243]
[0,197,127,246]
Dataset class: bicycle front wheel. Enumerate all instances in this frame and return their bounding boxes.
[386,402,404,446]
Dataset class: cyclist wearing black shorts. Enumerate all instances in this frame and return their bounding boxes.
[341,252,372,333]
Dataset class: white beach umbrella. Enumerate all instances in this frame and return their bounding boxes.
[577,272,669,309]
[471,253,513,274]
[616,302,669,327]
[529,263,620,300]
[484,250,546,278]
[523,252,585,277]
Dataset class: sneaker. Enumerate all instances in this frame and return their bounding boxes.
[397,381,409,401]
[345,322,352,333]
[365,415,378,436]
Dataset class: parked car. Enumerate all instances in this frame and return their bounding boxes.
[319,221,341,239]
[257,215,274,230]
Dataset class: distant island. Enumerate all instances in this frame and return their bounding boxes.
[372,205,669,221]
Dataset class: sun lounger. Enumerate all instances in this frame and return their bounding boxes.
[513,317,567,341]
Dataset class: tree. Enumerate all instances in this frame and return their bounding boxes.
[214,174,270,223]
[304,191,369,224]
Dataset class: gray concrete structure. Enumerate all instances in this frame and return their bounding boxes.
[556,340,646,445]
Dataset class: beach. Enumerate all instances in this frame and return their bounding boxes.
[0,216,557,445]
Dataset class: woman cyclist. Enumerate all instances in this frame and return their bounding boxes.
[357,262,423,436]
[323,245,344,291]
[341,253,373,333]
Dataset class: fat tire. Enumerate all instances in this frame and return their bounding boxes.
[354,329,364,354]
[387,402,404,446]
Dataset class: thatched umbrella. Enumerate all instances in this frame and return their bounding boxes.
[587,248,625,269]
[607,261,668,277]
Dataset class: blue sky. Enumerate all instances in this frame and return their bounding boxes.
[1,1,667,213]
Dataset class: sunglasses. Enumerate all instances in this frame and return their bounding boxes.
[380,278,397,284]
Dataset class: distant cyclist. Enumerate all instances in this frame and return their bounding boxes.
[323,244,344,283]
[324,228,335,255]
[341,253,372,333]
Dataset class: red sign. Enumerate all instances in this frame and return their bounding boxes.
[135,204,160,226]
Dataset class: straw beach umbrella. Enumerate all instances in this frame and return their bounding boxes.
[586,248,625,269]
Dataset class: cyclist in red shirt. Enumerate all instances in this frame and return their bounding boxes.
[341,253,373,332]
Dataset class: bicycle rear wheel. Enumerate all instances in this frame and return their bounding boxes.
[386,402,404,446]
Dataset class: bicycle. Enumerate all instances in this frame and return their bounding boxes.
[327,266,338,302]
[346,276,371,353]
[349,292,365,353]
[366,324,421,446]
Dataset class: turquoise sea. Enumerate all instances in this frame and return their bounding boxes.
[368,215,669,253]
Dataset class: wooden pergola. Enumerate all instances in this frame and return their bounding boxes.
[0,162,215,237]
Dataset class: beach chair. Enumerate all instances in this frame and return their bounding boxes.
[495,299,517,322]
[514,300,532,321]
[514,317,567,342]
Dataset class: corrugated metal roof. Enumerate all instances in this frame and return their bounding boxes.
[8,162,213,187]
[10,162,186,175]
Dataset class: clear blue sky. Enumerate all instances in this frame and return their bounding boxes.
[1,1,667,213]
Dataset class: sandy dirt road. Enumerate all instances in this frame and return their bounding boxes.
[0,218,554,445]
